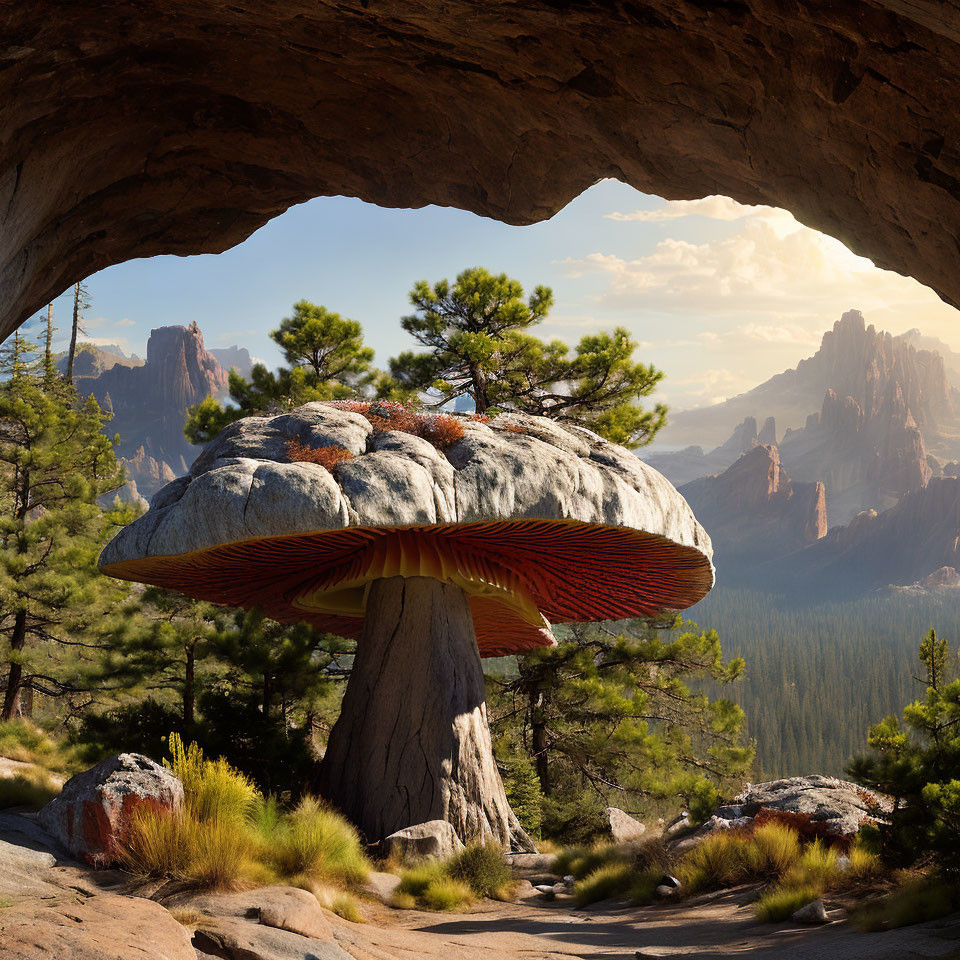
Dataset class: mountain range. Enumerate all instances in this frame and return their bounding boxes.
[645,310,960,599]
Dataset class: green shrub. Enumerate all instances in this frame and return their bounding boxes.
[166,734,258,826]
[396,860,446,899]
[628,871,661,905]
[755,884,821,923]
[784,840,838,889]
[446,842,511,897]
[0,768,60,810]
[420,877,475,911]
[119,736,365,893]
[330,893,364,922]
[269,796,369,884]
[573,862,634,905]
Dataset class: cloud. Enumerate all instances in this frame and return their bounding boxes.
[559,206,958,327]
[114,318,136,328]
[604,195,791,228]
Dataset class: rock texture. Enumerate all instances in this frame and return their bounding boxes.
[380,819,467,862]
[80,323,228,484]
[780,381,931,524]
[605,807,647,844]
[769,477,960,599]
[731,776,890,836]
[680,444,826,579]
[38,753,183,865]
[0,894,197,960]
[658,310,957,453]
[653,311,945,524]
[5,5,960,337]
[319,577,533,849]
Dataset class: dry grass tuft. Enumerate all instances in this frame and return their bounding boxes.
[285,440,354,472]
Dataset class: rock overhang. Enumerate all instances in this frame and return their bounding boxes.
[4,2,960,338]
[99,404,714,656]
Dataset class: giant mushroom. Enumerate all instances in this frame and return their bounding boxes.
[99,402,714,849]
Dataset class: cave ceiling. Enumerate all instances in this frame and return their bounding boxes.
[3,1,960,338]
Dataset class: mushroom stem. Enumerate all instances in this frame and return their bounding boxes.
[317,575,534,851]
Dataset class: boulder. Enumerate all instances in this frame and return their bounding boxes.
[605,807,646,844]
[38,753,183,865]
[379,820,465,862]
[733,775,890,836]
[0,894,196,960]
[193,916,354,960]
[792,899,830,924]
[363,871,402,904]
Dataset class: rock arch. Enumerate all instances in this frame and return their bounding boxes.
[2,1,960,337]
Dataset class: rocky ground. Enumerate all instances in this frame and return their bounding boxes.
[2,807,960,960]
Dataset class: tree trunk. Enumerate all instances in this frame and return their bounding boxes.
[530,691,551,797]
[66,282,80,384]
[2,609,28,721]
[317,576,534,851]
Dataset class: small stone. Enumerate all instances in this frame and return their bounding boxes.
[792,899,829,924]
[659,875,681,889]
[535,884,556,901]
[563,875,575,888]
[655,885,677,898]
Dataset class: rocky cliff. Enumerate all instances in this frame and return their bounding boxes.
[680,444,826,582]
[78,323,228,496]
[779,379,931,524]
[658,310,955,450]
[767,478,960,599]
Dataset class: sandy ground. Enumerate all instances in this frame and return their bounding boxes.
[1,805,958,960]
[333,887,960,960]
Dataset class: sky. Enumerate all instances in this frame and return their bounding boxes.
[36,178,960,413]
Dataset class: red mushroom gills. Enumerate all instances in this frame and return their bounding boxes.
[100,518,713,658]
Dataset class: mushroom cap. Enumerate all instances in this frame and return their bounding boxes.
[99,403,713,656]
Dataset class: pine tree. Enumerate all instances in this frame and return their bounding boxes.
[487,615,753,840]
[848,628,960,874]
[0,342,128,719]
[64,282,91,385]
[389,267,666,446]
[97,588,224,726]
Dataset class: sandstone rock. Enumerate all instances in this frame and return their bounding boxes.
[505,852,559,874]
[512,879,539,900]
[769,479,960,600]
[792,899,829,924]
[193,916,354,960]
[173,886,334,941]
[680,444,827,578]
[363,871,402,904]
[38,753,183,865]
[655,884,677,899]
[80,324,229,483]
[379,820,465,862]
[0,894,196,960]
[605,807,647,844]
